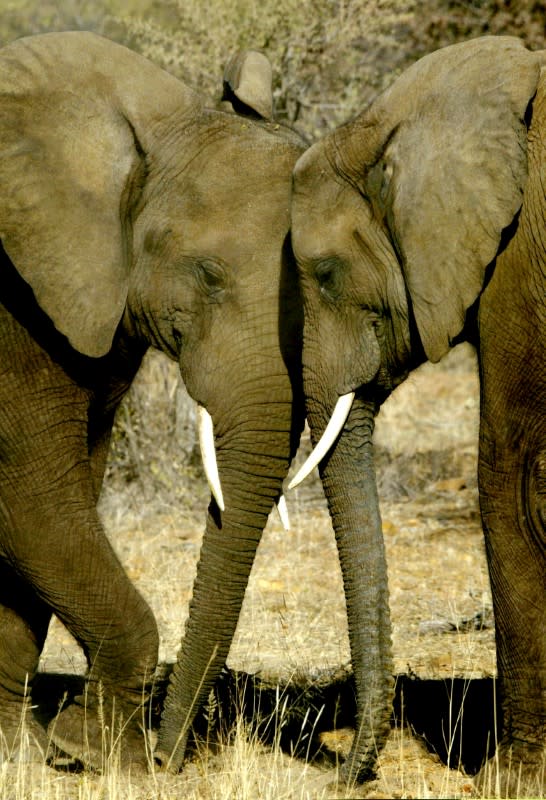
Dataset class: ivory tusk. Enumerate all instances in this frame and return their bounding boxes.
[197,404,225,512]
[276,495,290,531]
[288,391,355,490]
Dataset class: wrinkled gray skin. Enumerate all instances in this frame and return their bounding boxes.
[0,32,305,768]
[291,36,546,795]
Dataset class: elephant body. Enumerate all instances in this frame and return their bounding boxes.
[0,32,305,768]
[291,36,545,795]
[477,89,546,785]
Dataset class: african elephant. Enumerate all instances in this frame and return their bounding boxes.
[290,36,546,795]
[0,32,305,769]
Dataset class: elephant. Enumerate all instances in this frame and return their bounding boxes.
[289,36,546,795]
[0,31,306,769]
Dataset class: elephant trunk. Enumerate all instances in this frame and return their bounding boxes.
[310,392,393,782]
[156,395,299,771]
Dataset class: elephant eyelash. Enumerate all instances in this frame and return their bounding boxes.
[195,260,227,299]
[315,257,346,301]
[359,303,380,316]
[360,308,385,333]
[319,284,339,302]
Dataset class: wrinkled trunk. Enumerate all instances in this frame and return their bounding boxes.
[312,393,393,782]
[156,392,300,770]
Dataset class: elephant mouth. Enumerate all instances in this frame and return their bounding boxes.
[197,403,290,529]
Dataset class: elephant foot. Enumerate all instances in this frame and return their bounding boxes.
[0,696,50,764]
[475,740,546,798]
[339,758,377,786]
[47,689,151,772]
[338,745,378,785]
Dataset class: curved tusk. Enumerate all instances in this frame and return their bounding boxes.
[288,391,355,490]
[276,495,290,531]
[197,404,225,512]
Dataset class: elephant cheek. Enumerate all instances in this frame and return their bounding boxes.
[308,321,381,401]
[340,325,382,395]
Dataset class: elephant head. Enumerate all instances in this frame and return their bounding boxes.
[290,36,545,783]
[0,32,305,767]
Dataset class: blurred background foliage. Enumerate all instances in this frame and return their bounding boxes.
[2,0,544,504]
[3,0,544,138]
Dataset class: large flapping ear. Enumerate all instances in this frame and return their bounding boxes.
[359,36,545,362]
[0,31,201,358]
[222,50,273,120]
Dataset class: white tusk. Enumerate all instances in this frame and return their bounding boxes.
[276,495,290,531]
[197,404,225,512]
[288,391,355,490]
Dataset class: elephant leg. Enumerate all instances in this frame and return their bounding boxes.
[22,498,158,769]
[477,419,546,797]
[0,419,158,768]
[475,240,546,795]
[45,535,158,770]
[3,489,159,768]
[0,561,51,760]
[32,494,158,769]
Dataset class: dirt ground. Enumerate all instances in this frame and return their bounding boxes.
[30,343,506,797]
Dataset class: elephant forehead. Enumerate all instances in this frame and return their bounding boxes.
[183,212,287,272]
[144,120,301,266]
[184,119,298,189]
[177,173,292,261]
[187,179,288,222]
[292,185,370,266]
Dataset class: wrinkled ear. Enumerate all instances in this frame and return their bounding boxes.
[364,37,543,362]
[222,50,273,120]
[0,32,201,357]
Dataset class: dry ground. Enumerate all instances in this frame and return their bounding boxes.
[17,343,510,799]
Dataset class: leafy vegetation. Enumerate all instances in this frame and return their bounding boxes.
[3,0,544,141]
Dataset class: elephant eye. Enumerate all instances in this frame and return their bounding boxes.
[315,257,344,301]
[197,260,226,299]
[360,305,386,332]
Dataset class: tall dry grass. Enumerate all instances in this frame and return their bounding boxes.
[0,677,509,800]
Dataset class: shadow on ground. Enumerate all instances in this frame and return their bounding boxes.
[33,663,499,776]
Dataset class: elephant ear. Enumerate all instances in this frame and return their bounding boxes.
[222,50,273,120]
[362,36,544,362]
[0,31,201,358]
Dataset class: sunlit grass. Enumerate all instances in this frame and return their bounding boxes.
[4,692,542,799]
[0,691,481,800]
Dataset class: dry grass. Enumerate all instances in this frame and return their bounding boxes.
[0,698,477,799]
